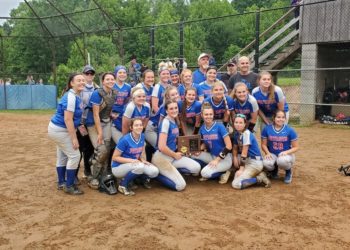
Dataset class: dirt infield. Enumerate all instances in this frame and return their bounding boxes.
[1,113,350,249]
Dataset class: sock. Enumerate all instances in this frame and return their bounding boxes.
[210,172,223,179]
[177,168,191,175]
[56,166,66,184]
[241,178,258,189]
[156,174,177,190]
[66,169,77,187]
[120,171,140,187]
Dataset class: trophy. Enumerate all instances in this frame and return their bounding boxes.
[177,134,201,155]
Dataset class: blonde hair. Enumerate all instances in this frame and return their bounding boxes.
[180,68,192,83]
[230,82,248,99]
[131,87,145,99]
[164,85,178,101]
[258,71,275,101]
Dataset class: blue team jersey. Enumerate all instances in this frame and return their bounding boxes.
[112,133,145,168]
[203,96,234,121]
[51,89,83,129]
[261,124,298,155]
[177,100,202,125]
[112,82,131,114]
[152,82,170,108]
[200,122,228,156]
[157,117,179,151]
[233,130,261,158]
[177,84,186,101]
[85,89,104,127]
[233,94,259,121]
[193,69,206,85]
[123,102,151,120]
[136,82,153,104]
[197,81,228,99]
[252,86,284,118]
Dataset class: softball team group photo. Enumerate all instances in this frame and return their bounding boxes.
[48,54,299,196]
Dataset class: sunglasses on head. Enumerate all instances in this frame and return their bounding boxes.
[235,113,246,119]
[85,72,95,75]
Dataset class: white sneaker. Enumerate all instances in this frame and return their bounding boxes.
[118,185,135,196]
[219,170,231,184]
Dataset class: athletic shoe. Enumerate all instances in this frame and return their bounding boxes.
[257,172,271,188]
[128,180,139,190]
[218,170,231,184]
[87,178,99,190]
[57,182,65,190]
[284,169,292,184]
[199,177,208,182]
[142,178,152,189]
[118,185,135,196]
[64,185,84,195]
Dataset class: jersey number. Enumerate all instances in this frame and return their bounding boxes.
[272,142,283,151]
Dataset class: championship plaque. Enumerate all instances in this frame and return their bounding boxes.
[177,135,201,155]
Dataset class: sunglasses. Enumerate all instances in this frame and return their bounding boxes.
[85,72,95,75]
[235,113,246,119]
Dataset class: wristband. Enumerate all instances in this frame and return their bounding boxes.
[240,156,247,166]
[248,122,256,132]
[219,147,230,159]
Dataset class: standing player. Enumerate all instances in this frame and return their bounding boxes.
[151,100,201,191]
[48,73,85,195]
[231,114,271,189]
[261,110,299,184]
[111,118,159,196]
[198,66,228,102]
[231,82,259,132]
[134,69,154,104]
[111,65,132,144]
[191,103,232,183]
[151,67,171,114]
[252,71,286,132]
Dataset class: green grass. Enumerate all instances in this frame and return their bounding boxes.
[278,77,301,86]
[0,109,55,115]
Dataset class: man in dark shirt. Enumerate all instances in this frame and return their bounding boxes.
[228,56,258,93]
[221,59,237,89]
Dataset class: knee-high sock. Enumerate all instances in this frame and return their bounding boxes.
[210,172,223,179]
[120,171,141,187]
[56,166,66,184]
[177,168,191,174]
[66,169,77,187]
[241,178,257,189]
[156,174,177,191]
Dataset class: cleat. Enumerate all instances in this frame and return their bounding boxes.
[64,185,84,195]
[118,185,135,196]
[219,170,231,184]
[257,172,271,188]
[88,178,99,190]
[128,180,139,190]
[142,178,152,189]
[284,169,293,184]
[57,182,65,190]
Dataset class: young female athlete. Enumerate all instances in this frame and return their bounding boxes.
[151,100,201,191]
[252,71,287,132]
[111,118,159,196]
[48,73,85,195]
[178,87,202,135]
[170,69,185,100]
[85,72,118,189]
[198,66,227,102]
[231,82,259,132]
[231,114,271,189]
[151,68,171,113]
[111,65,132,143]
[180,68,200,95]
[145,86,180,149]
[261,110,299,184]
[203,81,235,125]
[134,69,154,104]
[191,103,232,183]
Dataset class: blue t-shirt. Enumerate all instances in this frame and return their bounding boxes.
[233,130,261,158]
[233,94,259,121]
[136,82,153,104]
[252,86,284,118]
[157,117,179,152]
[51,89,83,128]
[197,81,228,99]
[177,100,202,125]
[112,133,145,168]
[200,122,228,156]
[192,69,206,85]
[261,124,298,155]
[112,82,131,114]
[203,96,234,121]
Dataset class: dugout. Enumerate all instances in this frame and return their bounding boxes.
[299,0,350,124]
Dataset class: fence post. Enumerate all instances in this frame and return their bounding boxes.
[179,21,184,71]
[150,25,156,72]
[254,10,260,73]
